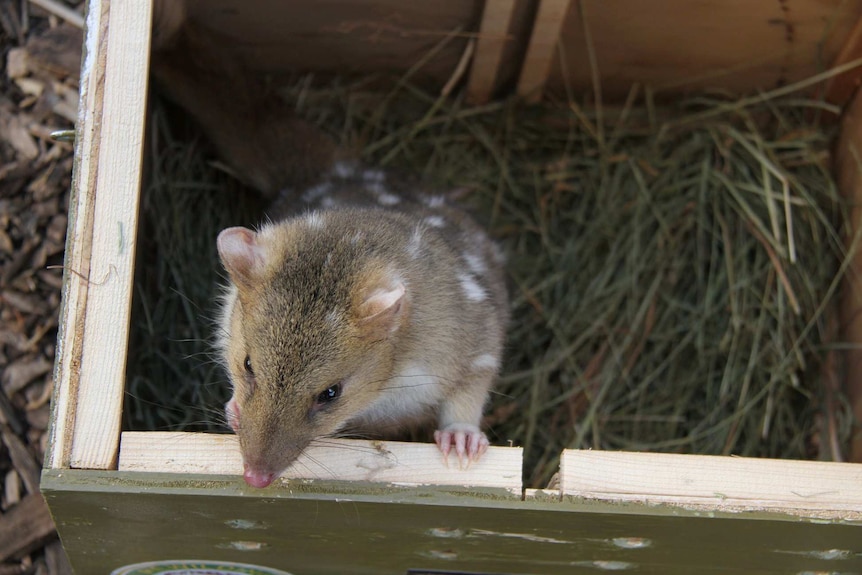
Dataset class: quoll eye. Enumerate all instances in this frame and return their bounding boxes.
[243,355,254,375]
[316,383,342,406]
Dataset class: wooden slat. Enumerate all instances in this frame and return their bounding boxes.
[560,450,862,520]
[68,0,153,469]
[46,0,109,470]
[835,86,862,463]
[465,0,518,104]
[516,0,571,102]
[118,432,523,491]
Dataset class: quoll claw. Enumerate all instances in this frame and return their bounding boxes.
[434,424,489,469]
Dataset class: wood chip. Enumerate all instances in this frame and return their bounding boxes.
[6,48,29,80]
[1,290,43,315]
[0,494,56,562]
[44,541,72,575]
[0,330,27,351]
[35,270,62,290]
[3,470,21,507]
[2,356,52,395]
[45,213,66,245]
[0,229,13,254]
[1,427,41,495]
[24,24,83,81]
[0,389,24,436]
[0,563,29,575]
[24,403,49,431]
[0,112,39,160]
[0,0,23,45]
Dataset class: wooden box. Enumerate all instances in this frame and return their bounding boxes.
[43,0,862,573]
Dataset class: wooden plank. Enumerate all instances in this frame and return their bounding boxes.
[42,469,862,574]
[46,0,110,470]
[824,15,862,105]
[516,0,571,102]
[0,494,57,562]
[560,450,862,520]
[544,0,862,101]
[465,0,518,104]
[835,86,862,463]
[118,432,523,491]
[68,0,152,469]
[187,0,483,87]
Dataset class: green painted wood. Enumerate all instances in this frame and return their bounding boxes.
[42,470,862,575]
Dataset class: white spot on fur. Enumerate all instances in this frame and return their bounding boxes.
[424,195,445,208]
[362,169,386,183]
[463,252,486,274]
[302,181,332,203]
[424,215,445,228]
[407,226,423,259]
[326,309,339,326]
[332,161,356,178]
[366,181,384,194]
[471,354,499,371]
[351,231,364,244]
[459,274,487,302]
[490,242,507,265]
[377,192,401,206]
[306,212,324,229]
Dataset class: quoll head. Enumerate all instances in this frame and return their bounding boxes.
[216,215,408,487]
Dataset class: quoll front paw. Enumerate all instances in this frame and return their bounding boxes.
[434,423,489,468]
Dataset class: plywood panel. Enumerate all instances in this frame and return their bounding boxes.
[187,0,484,85]
[546,0,862,102]
[42,470,862,574]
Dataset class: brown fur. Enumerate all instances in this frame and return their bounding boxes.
[152,3,509,485]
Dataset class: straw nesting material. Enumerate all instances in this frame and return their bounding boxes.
[126,79,852,487]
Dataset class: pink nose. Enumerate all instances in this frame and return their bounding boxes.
[243,464,275,488]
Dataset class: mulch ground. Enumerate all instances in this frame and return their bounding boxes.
[1,1,83,572]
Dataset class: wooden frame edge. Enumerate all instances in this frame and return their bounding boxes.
[117,432,524,492]
[835,83,862,463]
[47,0,110,471]
[824,14,862,106]
[560,450,862,521]
[47,0,154,471]
[68,0,153,470]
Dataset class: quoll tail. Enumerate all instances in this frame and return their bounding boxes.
[150,1,336,197]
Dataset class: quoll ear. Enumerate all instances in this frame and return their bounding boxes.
[217,227,266,287]
[356,279,406,339]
